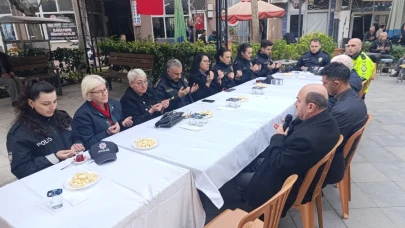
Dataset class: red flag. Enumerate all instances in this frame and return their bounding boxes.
[137,0,164,15]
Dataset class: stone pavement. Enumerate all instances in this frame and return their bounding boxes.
[1,75,405,227]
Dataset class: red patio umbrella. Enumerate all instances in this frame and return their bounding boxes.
[226,0,285,21]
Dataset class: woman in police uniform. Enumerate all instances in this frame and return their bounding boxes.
[213,47,236,90]
[7,80,85,179]
[233,43,261,85]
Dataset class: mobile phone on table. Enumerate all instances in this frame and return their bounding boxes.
[202,99,215,103]
[224,88,236,92]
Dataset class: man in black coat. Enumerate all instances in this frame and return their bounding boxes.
[155,59,198,112]
[235,84,340,216]
[321,63,368,185]
[252,40,282,78]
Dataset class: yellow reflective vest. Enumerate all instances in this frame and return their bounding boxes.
[352,52,375,93]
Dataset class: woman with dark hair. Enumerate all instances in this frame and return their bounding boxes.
[6,79,84,179]
[233,43,261,85]
[188,53,219,101]
[213,47,236,90]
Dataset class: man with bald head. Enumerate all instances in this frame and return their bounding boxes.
[234,84,340,216]
[321,63,367,186]
[369,32,394,60]
[347,38,375,98]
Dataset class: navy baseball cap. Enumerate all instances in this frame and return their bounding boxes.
[89,141,119,165]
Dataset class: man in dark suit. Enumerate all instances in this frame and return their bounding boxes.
[321,63,368,185]
[234,84,340,215]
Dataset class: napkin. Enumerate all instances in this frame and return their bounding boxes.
[180,124,203,132]
[62,189,89,206]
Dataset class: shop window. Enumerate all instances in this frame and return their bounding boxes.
[308,0,330,10]
[58,0,74,11]
[42,0,57,12]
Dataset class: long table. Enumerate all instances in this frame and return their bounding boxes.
[0,147,205,228]
[106,74,321,208]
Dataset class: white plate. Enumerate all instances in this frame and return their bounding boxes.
[72,155,88,165]
[133,138,159,150]
[63,171,100,190]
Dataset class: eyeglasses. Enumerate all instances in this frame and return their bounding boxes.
[90,88,108,95]
[202,60,211,64]
[134,80,148,86]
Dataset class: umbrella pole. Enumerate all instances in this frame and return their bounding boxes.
[77,0,90,73]
[298,0,302,43]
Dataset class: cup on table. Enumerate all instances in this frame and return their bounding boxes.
[47,189,63,209]
[252,87,264,95]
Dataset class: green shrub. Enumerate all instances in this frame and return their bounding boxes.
[49,48,87,84]
[98,32,337,83]
[99,39,216,83]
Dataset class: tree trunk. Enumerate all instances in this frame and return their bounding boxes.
[251,0,259,43]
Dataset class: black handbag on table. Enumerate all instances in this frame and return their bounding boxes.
[155,111,185,128]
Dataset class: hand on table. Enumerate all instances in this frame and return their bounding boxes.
[56,150,75,160]
[71,143,85,153]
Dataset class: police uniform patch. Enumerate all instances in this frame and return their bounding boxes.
[165,88,174,92]
[362,66,367,72]
[318,57,323,63]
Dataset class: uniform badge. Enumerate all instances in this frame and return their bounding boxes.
[362,66,367,72]
[165,88,173,92]
[318,57,323,63]
[66,125,72,131]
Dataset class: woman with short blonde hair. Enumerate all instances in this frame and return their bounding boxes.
[120,69,169,126]
[72,75,133,149]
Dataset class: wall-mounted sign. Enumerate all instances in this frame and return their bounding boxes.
[46,14,78,40]
[131,0,141,27]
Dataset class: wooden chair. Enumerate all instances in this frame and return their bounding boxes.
[9,55,62,95]
[338,114,372,219]
[205,174,298,228]
[292,135,343,228]
[358,78,372,98]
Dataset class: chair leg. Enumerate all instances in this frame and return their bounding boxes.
[339,170,350,219]
[298,202,315,228]
[348,166,352,201]
[316,194,324,228]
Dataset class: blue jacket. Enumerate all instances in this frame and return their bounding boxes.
[72,99,125,149]
[296,50,330,71]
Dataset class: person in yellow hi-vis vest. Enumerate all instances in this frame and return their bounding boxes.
[346,38,375,99]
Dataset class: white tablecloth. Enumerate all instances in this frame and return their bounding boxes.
[0,148,205,228]
[106,76,322,208]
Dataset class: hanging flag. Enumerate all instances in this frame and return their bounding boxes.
[137,0,164,15]
[174,0,187,42]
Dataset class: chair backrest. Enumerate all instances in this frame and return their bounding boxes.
[343,114,372,172]
[9,55,49,72]
[294,135,343,206]
[358,78,372,98]
[109,52,154,69]
[238,174,298,228]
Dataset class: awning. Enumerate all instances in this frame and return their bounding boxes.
[386,0,405,38]
[0,15,70,24]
